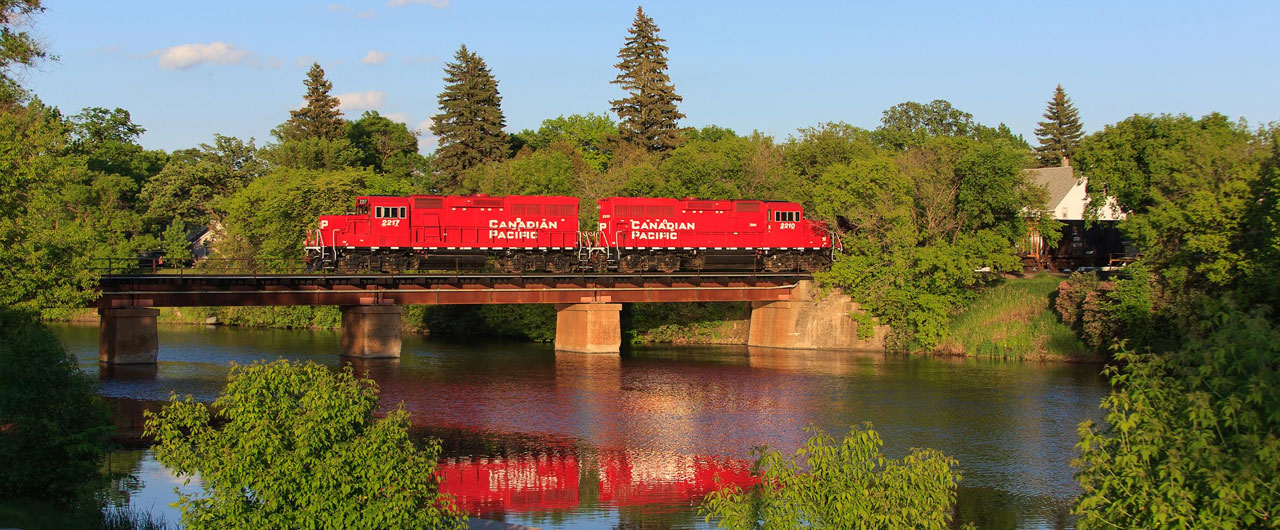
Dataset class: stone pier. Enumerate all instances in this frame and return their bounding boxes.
[554,303,622,353]
[99,307,160,364]
[340,305,402,358]
[748,280,886,351]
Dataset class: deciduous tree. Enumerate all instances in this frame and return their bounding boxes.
[610,7,684,152]
[1033,84,1084,167]
[430,45,508,186]
[0,0,49,106]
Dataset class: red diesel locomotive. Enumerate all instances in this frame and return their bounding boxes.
[304,194,838,273]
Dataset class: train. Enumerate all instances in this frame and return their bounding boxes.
[304,194,840,273]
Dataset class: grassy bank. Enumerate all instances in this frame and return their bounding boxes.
[940,274,1096,362]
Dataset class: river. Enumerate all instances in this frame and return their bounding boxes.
[54,323,1108,529]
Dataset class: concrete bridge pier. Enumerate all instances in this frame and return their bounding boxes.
[99,307,160,365]
[554,303,622,353]
[748,280,886,350]
[340,305,402,359]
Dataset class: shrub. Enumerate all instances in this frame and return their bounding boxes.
[701,424,965,529]
[0,308,113,505]
[145,360,465,530]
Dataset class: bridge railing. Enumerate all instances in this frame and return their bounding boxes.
[90,257,312,276]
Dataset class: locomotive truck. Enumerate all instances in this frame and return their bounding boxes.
[304,194,838,273]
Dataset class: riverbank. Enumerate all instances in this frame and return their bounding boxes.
[939,274,1098,362]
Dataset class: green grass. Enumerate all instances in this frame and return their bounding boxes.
[942,274,1096,361]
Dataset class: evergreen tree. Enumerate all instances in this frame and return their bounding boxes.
[430,44,508,185]
[279,63,345,141]
[610,6,684,152]
[1033,84,1084,167]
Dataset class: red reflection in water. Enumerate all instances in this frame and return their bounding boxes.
[438,450,756,516]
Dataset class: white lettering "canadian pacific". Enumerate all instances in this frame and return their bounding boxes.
[629,219,695,241]
[488,218,558,240]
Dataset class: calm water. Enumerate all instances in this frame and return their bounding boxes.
[55,323,1108,529]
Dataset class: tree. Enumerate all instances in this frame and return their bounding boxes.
[610,6,685,152]
[1033,85,1084,167]
[278,63,345,141]
[161,215,192,263]
[0,308,113,505]
[430,44,508,186]
[700,424,964,529]
[1074,308,1280,529]
[141,134,264,227]
[145,360,466,530]
[0,0,49,106]
[347,111,430,182]
[873,100,977,150]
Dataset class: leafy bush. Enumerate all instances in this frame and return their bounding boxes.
[145,360,465,530]
[0,308,113,504]
[1074,308,1280,529]
[701,424,965,529]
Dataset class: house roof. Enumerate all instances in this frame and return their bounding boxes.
[1025,166,1078,210]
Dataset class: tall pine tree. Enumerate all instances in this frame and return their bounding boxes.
[1034,84,1084,167]
[610,6,684,152]
[279,63,345,141]
[430,44,508,184]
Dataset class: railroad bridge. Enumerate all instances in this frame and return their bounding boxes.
[92,271,880,364]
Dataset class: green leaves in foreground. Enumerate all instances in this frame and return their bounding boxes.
[1073,308,1280,529]
[701,424,964,530]
[144,360,465,530]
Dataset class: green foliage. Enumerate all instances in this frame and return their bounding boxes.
[514,113,619,172]
[0,308,113,505]
[625,302,749,344]
[160,215,192,261]
[611,6,684,152]
[346,111,432,184]
[810,133,1037,350]
[431,44,508,186]
[944,274,1092,360]
[700,424,963,529]
[220,167,373,268]
[1033,84,1084,167]
[873,100,977,150]
[1076,113,1263,290]
[141,134,264,227]
[1074,308,1280,529]
[0,0,48,105]
[278,63,345,141]
[145,360,466,530]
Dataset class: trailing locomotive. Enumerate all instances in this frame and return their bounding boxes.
[304,194,838,273]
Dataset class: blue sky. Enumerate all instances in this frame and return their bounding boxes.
[21,1,1280,152]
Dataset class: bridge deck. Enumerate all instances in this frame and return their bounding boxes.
[95,272,809,308]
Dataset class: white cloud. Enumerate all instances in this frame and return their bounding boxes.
[355,10,376,18]
[387,0,449,8]
[361,50,389,65]
[326,2,348,11]
[153,42,250,70]
[384,113,410,124]
[337,91,386,111]
[416,118,434,133]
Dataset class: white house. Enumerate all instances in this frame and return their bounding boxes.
[1022,162,1128,269]
[1025,164,1125,222]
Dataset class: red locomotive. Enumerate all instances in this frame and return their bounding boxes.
[305,194,837,272]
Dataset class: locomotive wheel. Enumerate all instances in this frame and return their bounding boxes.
[656,255,679,273]
[549,254,575,274]
[619,254,644,273]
